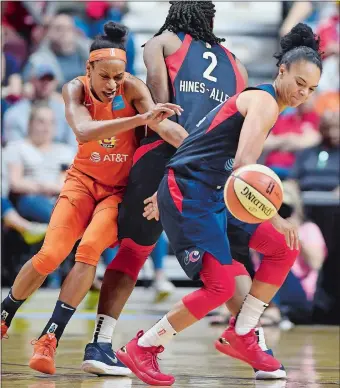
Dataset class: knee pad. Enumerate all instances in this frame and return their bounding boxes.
[231,259,250,277]
[250,222,300,286]
[32,248,63,275]
[106,238,155,281]
[182,253,236,320]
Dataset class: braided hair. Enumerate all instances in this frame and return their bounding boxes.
[154,1,224,45]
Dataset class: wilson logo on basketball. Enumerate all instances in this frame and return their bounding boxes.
[240,186,274,217]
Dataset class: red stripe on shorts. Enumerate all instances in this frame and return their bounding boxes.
[167,168,183,213]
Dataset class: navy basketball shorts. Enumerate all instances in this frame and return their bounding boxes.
[118,141,175,246]
[158,169,231,280]
[158,169,260,280]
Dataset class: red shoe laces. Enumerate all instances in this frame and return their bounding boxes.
[141,345,164,372]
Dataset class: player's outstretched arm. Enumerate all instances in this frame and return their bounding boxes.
[127,76,188,148]
[62,79,166,143]
[233,90,279,170]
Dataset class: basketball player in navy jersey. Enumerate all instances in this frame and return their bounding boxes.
[82,0,255,376]
[117,24,322,386]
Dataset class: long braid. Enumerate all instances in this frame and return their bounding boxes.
[154,1,225,45]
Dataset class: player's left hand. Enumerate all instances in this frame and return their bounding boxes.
[141,103,183,125]
[270,214,300,250]
[143,191,159,221]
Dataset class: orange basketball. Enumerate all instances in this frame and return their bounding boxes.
[224,164,283,224]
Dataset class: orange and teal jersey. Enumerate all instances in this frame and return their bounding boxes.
[72,74,138,187]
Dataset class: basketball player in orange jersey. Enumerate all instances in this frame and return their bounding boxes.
[0,22,188,375]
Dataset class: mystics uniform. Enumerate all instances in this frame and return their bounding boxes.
[118,32,245,246]
[157,84,277,280]
[31,74,139,275]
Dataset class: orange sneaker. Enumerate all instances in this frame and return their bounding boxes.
[29,333,57,374]
[1,320,8,339]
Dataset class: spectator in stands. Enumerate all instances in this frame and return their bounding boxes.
[3,63,76,149]
[5,103,75,223]
[1,29,23,124]
[23,13,89,90]
[263,99,321,179]
[317,3,339,93]
[280,2,337,37]
[2,1,57,47]
[314,91,339,122]
[74,1,135,74]
[287,111,340,192]
[2,146,47,245]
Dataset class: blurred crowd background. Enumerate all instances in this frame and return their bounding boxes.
[1,1,339,326]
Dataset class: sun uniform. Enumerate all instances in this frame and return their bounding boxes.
[31,74,139,274]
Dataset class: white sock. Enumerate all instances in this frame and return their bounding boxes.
[235,294,268,335]
[255,327,268,351]
[92,314,117,343]
[138,315,177,348]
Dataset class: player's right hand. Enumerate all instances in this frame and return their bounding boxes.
[141,103,183,125]
[143,191,159,221]
[270,214,300,250]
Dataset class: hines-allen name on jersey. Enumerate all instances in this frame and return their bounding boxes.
[179,80,230,103]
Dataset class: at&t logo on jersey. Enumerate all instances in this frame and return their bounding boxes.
[99,137,116,148]
[224,158,234,171]
[90,152,101,162]
[90,152,129,163]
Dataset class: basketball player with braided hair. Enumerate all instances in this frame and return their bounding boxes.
[117,23,322,386]
[82,0,252,376]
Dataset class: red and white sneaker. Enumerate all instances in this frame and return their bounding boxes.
[117,330,175,386]
[1,320,8,339]
[216,318,281,372]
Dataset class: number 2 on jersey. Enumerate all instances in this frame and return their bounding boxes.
[203,52,217,82]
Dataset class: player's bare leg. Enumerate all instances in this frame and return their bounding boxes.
[12,260,47,300]
[225,275,252,316]
[59,263,97,307]
[97,270,136,319]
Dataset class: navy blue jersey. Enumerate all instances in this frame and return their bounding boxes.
[167,84,277,188]
[166,32,245,130]
[142,33,245,146]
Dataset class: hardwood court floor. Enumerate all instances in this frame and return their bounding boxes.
[1,289,339,388]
